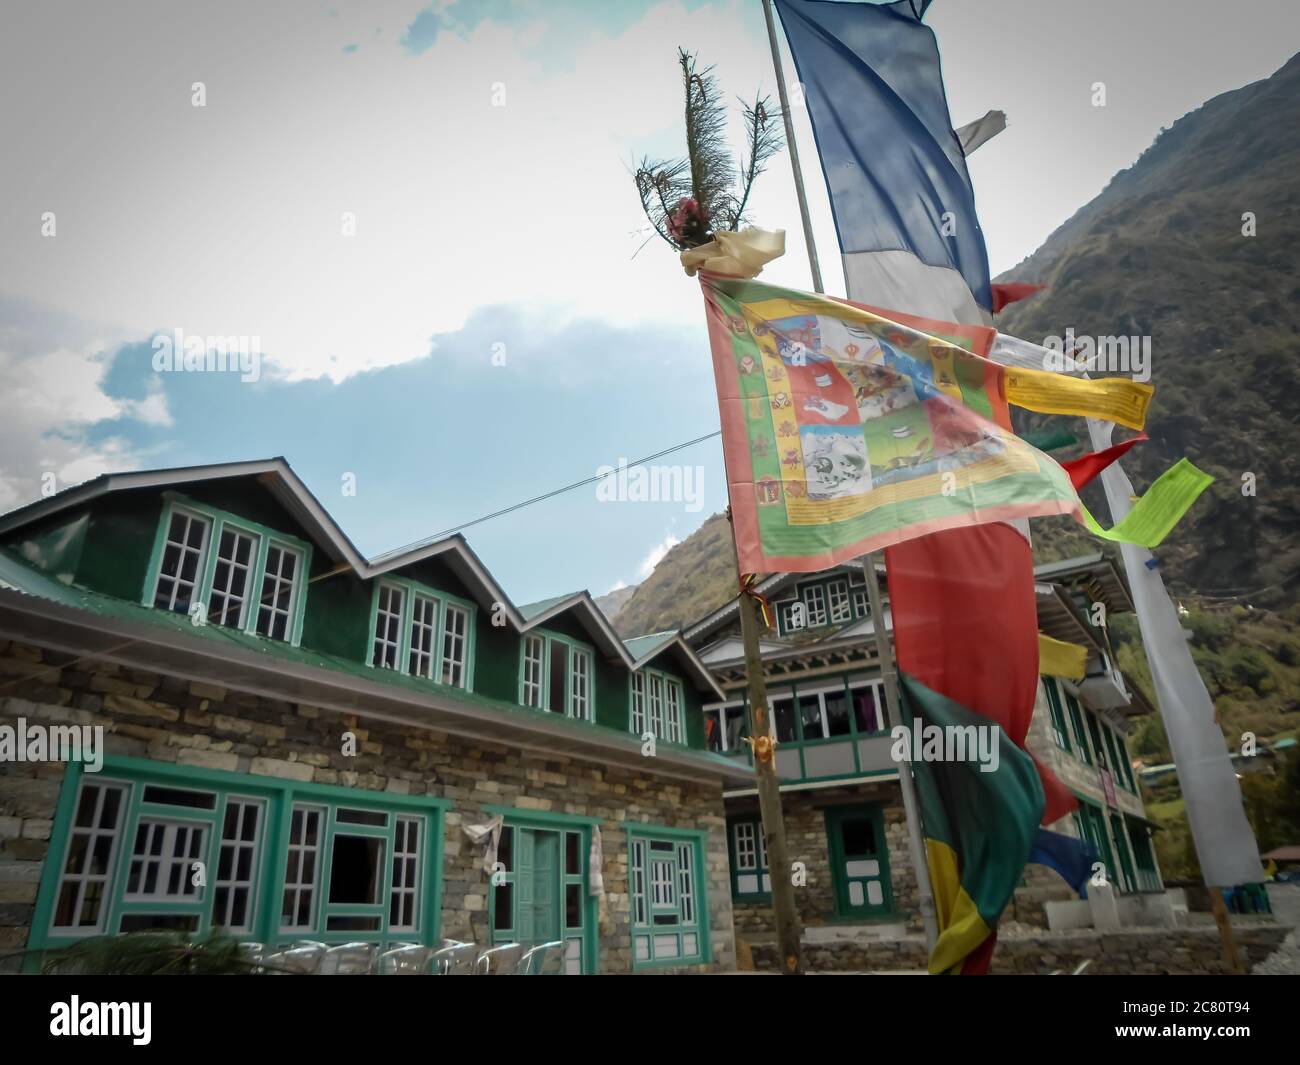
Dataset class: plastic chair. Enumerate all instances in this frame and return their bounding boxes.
[377,945,434,975]
[236,941,266,973]
[429,942,477,975]
[517,941,565,975]
[319,942,377,975]
[473,943,525,975]
[261,944,325,974]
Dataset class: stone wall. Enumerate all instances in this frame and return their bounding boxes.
[729,782,920,937]
[751,924,1291,974]
[0,639,736,973]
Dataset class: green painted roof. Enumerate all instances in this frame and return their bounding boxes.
[0,547,743,775]
[517,593,582,621]
[622,630,678,663]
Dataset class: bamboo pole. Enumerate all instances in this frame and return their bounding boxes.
[726,513,805,974]
[762,0,823,293]
[860,554,939,949]
[762,0,936,956]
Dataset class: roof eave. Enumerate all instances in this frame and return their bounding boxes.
[0,589,750,786]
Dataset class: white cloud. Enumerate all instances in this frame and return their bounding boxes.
[0,299,167,511]
[0,0,804,383]
[636,532,679,580]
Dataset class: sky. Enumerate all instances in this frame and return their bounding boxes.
[1,0,1297,605]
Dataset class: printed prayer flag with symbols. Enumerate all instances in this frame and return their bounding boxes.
[700,273,1179,574]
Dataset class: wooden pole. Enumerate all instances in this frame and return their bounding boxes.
[727,511,805,974]
[762,0,824,293]
[1208,888,1246,974]
[861,553,940,949]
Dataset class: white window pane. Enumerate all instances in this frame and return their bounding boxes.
[53,780,128,931]
[153,510,211,615]
[441,605,469,688]
[256,544,300,642]
[372,584,405,670]
[848,881,865,907]
[867,880,884,906]
[408,594,438,678]
[845,859,879,877]
[209,527,256,629]
[653,934,679,959]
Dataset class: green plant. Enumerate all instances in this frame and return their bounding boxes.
[634,48,783,251]
[35,929,259,975]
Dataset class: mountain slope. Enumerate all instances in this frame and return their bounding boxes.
[997,53,1300,603]
[611,512,736,637]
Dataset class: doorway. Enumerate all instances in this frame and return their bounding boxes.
[824,805,892,918]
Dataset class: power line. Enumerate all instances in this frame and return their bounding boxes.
[381,429,722,556]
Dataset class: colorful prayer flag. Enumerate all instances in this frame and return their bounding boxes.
[701,274,1167,573]
[900,674,1046,975]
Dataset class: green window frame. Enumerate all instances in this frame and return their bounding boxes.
[776,576,870,635]
[1107,726,1136,791]
[703,700,747,753]
[626,823,710,969]
[518,629,595,721]
[727,817,770,900]
[1085,710,1113,777]
[1125,816,1162,892]
[143,492,312,646]
[484,807,599,975]
[1073,800,1115,890]
[1043,678,1072,753]
[629,667,686,744]
[30,756,446,956]
[365,575,477,691]
[1063,687,1092,765]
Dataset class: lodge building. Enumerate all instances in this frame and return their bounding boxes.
[0,459,748,973]
[0,458,1164,972]
[684,553,1165,947]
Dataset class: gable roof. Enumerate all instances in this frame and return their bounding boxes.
[0,547,748,785]
[0,458,724,695]
[0,458,366,568]
[622,630,725,700]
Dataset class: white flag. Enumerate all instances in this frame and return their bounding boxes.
[1087,419,1263,886]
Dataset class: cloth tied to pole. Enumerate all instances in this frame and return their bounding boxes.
[680,227,785,278]
[739,572,775,628]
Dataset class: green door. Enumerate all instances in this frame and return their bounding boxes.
[514,829,561,945]
[1109,812,1137,893]
[825,806,891,917]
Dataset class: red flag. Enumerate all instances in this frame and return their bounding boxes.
[990,282,1045,313]
[885,524,1077,827]
[1060,432,1147,490]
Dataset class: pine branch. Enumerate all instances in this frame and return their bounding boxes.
[630,48,785,254]
[679,48,734,236]
[727,94,784,230]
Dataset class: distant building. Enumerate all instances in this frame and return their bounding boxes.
[682,552,1164,942]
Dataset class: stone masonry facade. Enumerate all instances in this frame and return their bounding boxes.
[752,924,1291,975]
[0,639,736,973]
[728,782,920,940]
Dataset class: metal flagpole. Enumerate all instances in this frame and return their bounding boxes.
[761,0,938,952]
[762,0,823,293]
[861,555,940,949]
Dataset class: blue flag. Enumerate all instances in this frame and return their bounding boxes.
[1028,828,1097,898]
[774,0,993,318]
